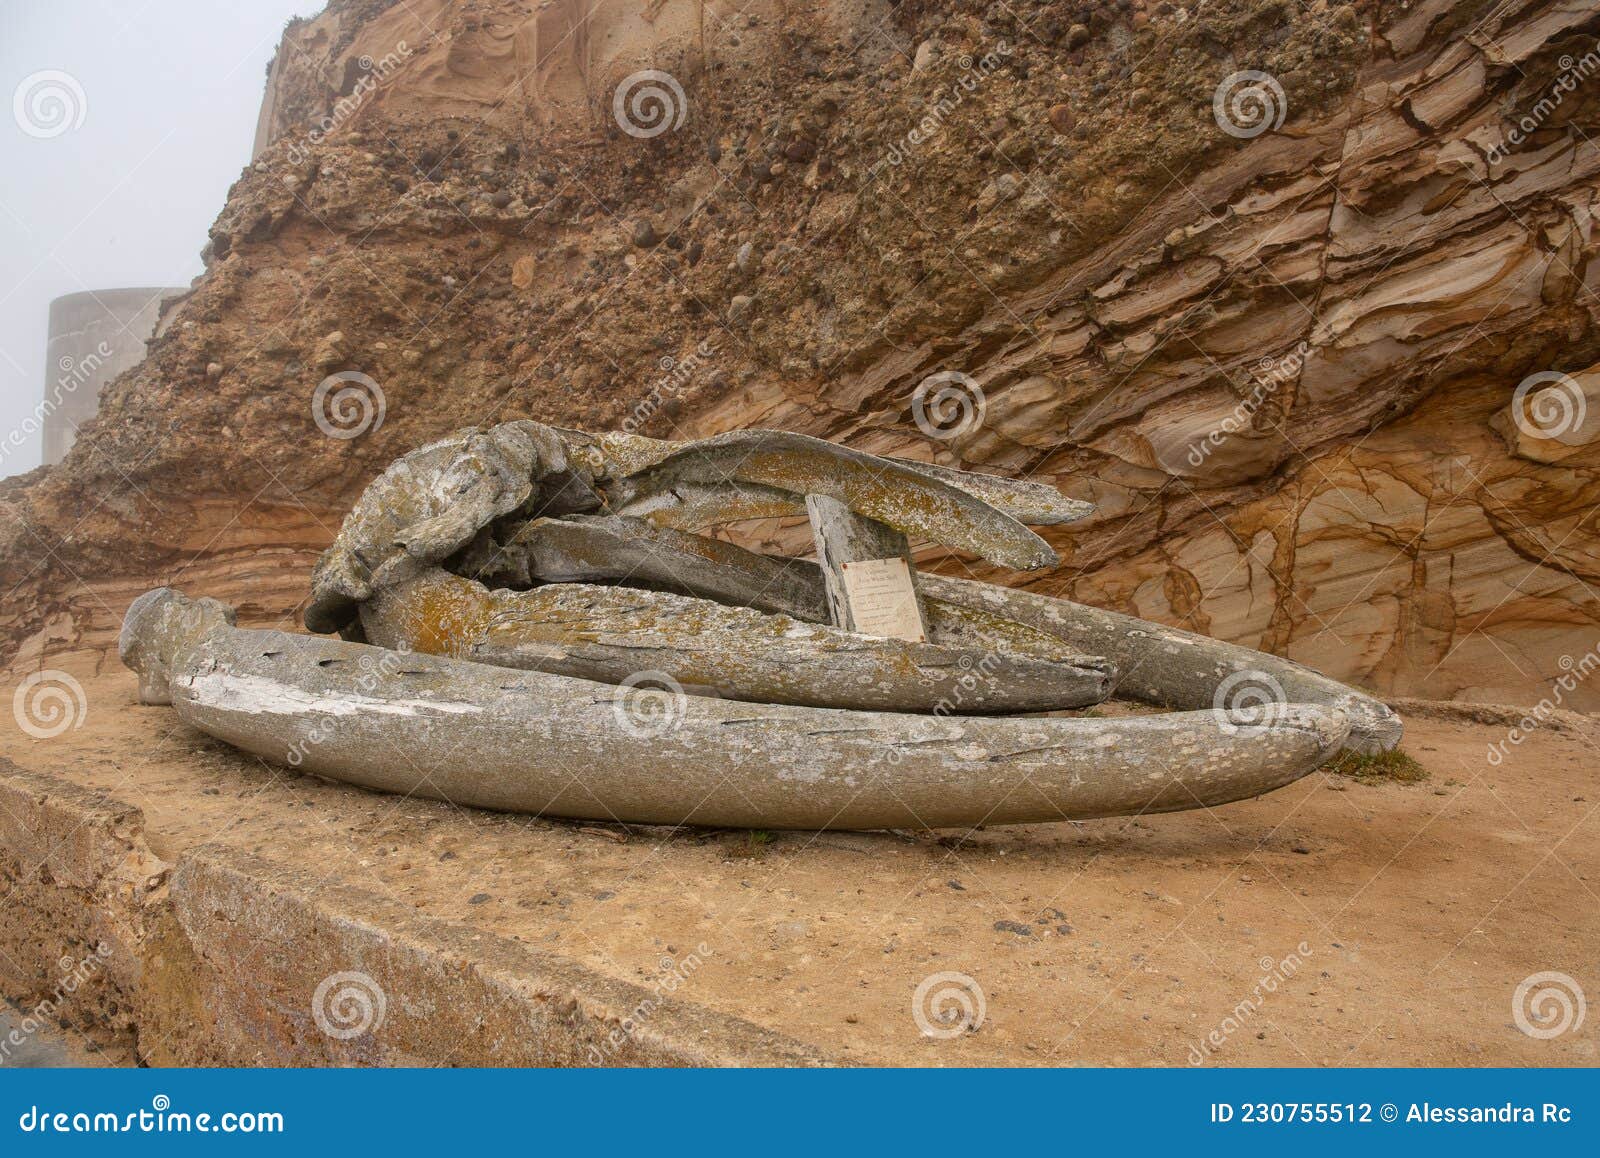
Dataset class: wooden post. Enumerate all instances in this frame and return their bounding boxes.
[804,494,927,641]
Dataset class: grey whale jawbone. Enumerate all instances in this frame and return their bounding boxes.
[125,588,1350,830]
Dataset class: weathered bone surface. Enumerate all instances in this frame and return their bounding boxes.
[466,506,1404,754]
[307,424,1068,637]
[602,429,1059,570]
[562,429,1096,527]
[471,514,831,620]
[138,421,1404,830]
[124,588,1350,829]
[305,422,566,634]
[917,575,1404,755]
[358,569,1115,713]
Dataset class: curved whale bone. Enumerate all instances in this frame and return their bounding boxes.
[478,515,1402,754]
[469,513,1073,656]
[598,429,1060,571]
[123,588,1350,830]
[305,421,571,634]
[575,428,1094,528]
[307,423,1089,637]
[358,568,1116,714]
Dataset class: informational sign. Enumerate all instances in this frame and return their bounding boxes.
[839,556,926,642]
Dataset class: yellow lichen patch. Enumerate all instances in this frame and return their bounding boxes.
[389,574,494,657]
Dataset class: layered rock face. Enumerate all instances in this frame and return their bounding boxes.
[3,0,1598,709]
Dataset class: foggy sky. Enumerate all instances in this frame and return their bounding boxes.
[0,0,326,478]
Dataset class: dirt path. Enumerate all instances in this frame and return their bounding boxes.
[3,662,1596,1066]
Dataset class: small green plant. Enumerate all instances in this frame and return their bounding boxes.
[1322,747,1428,785]
[727,829,776,859]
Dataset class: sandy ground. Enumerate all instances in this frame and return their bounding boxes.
[3,661,1596,1067]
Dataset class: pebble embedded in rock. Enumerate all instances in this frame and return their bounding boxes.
[632,220,659,248]
[728,294,755,324]
[1048,104,1076,134]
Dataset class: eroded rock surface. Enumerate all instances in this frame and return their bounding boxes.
[3,0,1598,708]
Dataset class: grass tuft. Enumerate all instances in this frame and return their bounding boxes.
[1321,747,1429,785]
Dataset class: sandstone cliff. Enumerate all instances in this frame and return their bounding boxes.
[3,0,1598,709]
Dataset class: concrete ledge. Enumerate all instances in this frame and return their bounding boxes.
[0,759,164,1059]
[0,758,834,1067]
